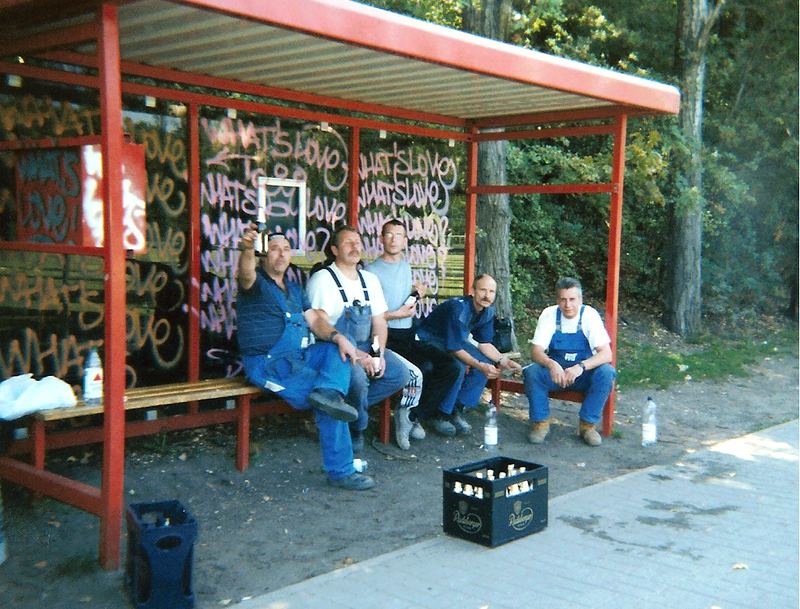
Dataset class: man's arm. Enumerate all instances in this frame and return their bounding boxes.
[531,343,568,388]
[304,308,357,362]
[364,314,389,378]
[450,348,500,380]
[477,342,522,371]
[237,224,259,290]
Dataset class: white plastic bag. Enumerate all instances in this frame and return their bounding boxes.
[0,375,76,420]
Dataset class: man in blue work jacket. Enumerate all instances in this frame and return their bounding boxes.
[236,224,374,490]
[415,274,522,435]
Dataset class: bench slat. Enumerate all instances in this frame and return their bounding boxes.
[35,378,262,421]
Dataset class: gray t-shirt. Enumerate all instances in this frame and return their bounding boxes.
[365,257,413,329]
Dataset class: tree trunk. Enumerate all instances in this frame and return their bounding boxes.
[462,0,517,350]
[663,0,724,336]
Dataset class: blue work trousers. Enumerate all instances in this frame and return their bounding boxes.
[241,342,355,480]
[439,343,494,415]
[522,362,616,424]
[347,349,410,432]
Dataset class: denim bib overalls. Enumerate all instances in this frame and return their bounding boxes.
[548,306,593,369]
[325,267,409,431]
[240,276,355,479]
[523,305,616,425]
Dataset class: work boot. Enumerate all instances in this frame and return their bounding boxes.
[409,420,426,440]
[308,389,358,423]
[327,472,375,491]
[394,406,413,450]
[449,405,472,435]
[579,420,602,446]
[430,415,457,437]
[527,419,550,444]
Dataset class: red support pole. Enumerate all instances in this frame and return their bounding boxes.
[97,2,126,570]
[603,113,627,437]
[463,126,478,292]
[188,102,201,384]
[348,126,360,227]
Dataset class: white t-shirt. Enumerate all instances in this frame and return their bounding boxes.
[531,304,611,352]
[306,262,388,325]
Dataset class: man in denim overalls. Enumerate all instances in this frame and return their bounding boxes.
[237,225,375,490]
[306,226,410,453]
[523,277,616,446]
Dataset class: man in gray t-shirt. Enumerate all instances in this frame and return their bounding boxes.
[366,220,462,446]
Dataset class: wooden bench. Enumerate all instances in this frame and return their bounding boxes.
[21,377,395,475]
[489,354,614,436]
[28,377,264,473]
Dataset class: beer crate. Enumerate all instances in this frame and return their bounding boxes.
[443,456,548,547]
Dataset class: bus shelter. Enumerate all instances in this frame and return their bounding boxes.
[0,0,680,568]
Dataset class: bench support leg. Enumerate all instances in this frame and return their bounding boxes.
[32,419,46,470]
[379,397,391,444]
[236,394,251,472]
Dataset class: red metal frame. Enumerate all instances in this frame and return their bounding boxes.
[0,0,646,571]
[184,0,679,115]
[97,3,126,570]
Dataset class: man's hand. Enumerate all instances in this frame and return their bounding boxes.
[562,363,584,387]
[496,356,522,372]
[547,361,567,387]
[354,349,384,378]
[479,361,501,380]
[332,333,357,363]
[396,302,417,319]
[240,223,259,250]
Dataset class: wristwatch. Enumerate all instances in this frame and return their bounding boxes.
[578,362,586,372]
[328,330,339,342]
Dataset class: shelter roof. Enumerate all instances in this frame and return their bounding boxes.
[0,0,680,124]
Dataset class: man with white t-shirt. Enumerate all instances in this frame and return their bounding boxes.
[523,277,616,446]
[306,225,409,453]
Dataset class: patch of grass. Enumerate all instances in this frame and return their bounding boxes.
[617,326,798,390]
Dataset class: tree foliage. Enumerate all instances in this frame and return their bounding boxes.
[360,0,799,326]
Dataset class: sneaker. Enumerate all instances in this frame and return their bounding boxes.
[527,420,550,444]
[409,420,426,441]
[327,472,375,491]
[430,416,457,437]
[579,420,602,446]
[394,406,412,450]
[308,389,358,423]
[351,431,365,454]
[449,406,472,435]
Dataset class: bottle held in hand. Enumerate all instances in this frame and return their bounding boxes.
[403,289,420,307]
[369,335,382,375]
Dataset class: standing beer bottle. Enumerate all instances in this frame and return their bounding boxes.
[484,400,498,451]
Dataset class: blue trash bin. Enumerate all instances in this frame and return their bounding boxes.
[126,500,197,609]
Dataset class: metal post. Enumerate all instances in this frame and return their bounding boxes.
[97,2,126,570]
[603,113,627,437]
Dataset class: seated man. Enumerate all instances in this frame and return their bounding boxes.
[236,224,374,490]
[306,225,409,453]
[522,277,616,446]
[365,219,460,450]
[415,274,521,435]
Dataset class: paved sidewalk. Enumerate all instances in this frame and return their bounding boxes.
[241,421,799,609]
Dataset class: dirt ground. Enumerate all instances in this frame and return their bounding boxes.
[0,322,797,609]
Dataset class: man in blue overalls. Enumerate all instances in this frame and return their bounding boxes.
[306,226,410,453]
[523,277,616,446]
[237,224,375,490]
